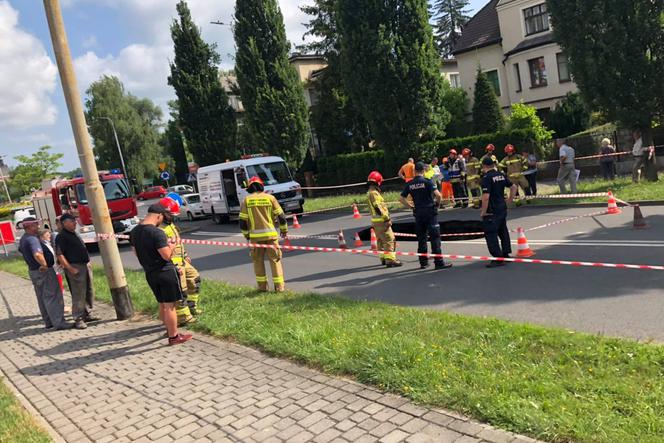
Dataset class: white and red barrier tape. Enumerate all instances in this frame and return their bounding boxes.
[98,234,664,271]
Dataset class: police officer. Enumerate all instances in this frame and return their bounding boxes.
[399,162,452,270]
[480,157,517,268]
[239,176,288,292]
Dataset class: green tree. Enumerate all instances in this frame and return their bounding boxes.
[169,0,237,166]
[472,68,504,134]
[431,0,471,58]
[234,0,310,167]
[548,92,591,138]
[548,0,664,141]
[85,76,163,183]
[441,78,469,137]
[337,0,450,168]
[300,0,371,155]
[507,103,553,157]
[162,101,189,184]
[11,146,63,194]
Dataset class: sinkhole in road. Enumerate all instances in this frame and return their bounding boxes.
[356,220,485,242]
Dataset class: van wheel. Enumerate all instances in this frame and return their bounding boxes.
[212,214,221,224]
[187,212,194,222]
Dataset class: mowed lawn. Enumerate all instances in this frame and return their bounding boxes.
[1,257,663,442]
[0,378,51,443]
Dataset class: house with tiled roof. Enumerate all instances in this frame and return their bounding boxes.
[452,0,578,119]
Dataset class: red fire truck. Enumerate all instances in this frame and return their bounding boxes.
[33,170,139,244]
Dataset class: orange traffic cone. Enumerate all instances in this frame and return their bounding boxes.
[338,229,348,249]
[292,214,301,229]
[370,228,378,251]
[606,191,621,215]
[516,227,535,258]
[354,232,363,247]
[632,204,649,229]
[352,204,362,219]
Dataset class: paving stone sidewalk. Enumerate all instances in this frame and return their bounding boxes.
[0,271,540,443]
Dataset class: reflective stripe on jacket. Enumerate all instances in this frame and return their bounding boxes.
[239,192,286,240]
[500,154,527,178]
[161,223,186,265]
[367,188,390,223]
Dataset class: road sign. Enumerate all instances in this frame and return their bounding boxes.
[160,171,170,181]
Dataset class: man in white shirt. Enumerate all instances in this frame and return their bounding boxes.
[631,130,654,183]
[556,138,577,193]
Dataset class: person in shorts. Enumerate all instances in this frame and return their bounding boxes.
[130,202,192,345]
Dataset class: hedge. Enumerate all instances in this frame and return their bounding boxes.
[316,150,385,186]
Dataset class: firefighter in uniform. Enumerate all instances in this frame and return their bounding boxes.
[159,197,199,325]
[367,171,402,268]
[462,148,482,208]
[399,162,452,270]
[480,144,499,173]
[499,144,531,200]
[448,149,467,207]
[239,177,288,292]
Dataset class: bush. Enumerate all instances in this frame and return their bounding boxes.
[548,92,592,137]
[507,103,553,154]
[316,150,386,186]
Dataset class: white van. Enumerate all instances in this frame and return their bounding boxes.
[198,155,304,224]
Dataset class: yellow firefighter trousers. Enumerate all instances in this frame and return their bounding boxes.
[467,179,481,208]
[174,263,195,325]
[373,221,397,263]
[250,239,285,292]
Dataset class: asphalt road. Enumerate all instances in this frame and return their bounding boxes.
[101,199,664,342]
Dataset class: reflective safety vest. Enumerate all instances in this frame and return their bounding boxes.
[465,156,481,183]
[239,192,286,241]
[423,167,435,180]
[161,223,186,265]
[500,154,527,179]
[448,157,465,183]
[367,188,390,223]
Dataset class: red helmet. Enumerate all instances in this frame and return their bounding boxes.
[367,171,383,186]
[246,176,264,191]
[449,149,458,156]
[159,197,180,216]
[504,144,515,155]
[462,148,472,157]
[486,144,495,152]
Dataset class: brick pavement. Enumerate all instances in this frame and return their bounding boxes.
[0,271,541,443]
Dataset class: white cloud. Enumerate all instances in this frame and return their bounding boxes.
[0,0,58,129]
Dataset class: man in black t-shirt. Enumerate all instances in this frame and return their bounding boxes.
[399,162,452,270]
[130,202,192,346]
[480,157,517,268]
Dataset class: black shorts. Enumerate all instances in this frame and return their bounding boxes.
[146,267,184,304]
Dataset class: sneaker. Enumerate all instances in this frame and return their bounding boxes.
[486,261,506,268]
[168,333,193,346]
[83,315,101,322]
[386,261,403,268]
[74,319,88,330]
[435,263,453,270]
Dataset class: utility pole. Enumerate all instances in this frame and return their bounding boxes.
[43,0,133,319]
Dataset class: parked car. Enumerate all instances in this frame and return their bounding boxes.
[180,193,205,221]
[167,184,194,195]
[137,186,166,200]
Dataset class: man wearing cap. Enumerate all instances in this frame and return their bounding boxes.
[18,218,72,330]
[480,157,517,268]
[399,162,452,270]
[239,176,289,292]
[55,213,100,329]
[130,203,192,345]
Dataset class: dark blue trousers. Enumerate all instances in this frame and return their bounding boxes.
[482,212,512,258]
[414,210,444,266]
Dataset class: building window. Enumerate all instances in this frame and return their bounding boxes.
[523,3,550,36]
[485,70,501,96]
[513,63,522,92]
[449,73,461,88]
[556,53,571,82]
[528,57,548,88]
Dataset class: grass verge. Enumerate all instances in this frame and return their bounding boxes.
[303,175,663,212]
[0,378,51,443]
[1,258,663,443]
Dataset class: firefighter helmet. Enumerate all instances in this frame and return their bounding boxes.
[504,144,515,155]
[486,144,496,152]
[367,171,383,186]
[246,176,265,192]
[462,148,472,157]
[159,197,180,216]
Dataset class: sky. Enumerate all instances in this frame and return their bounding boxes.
[0,0,487,170]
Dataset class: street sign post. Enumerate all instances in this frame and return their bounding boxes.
[160,171,170,187]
